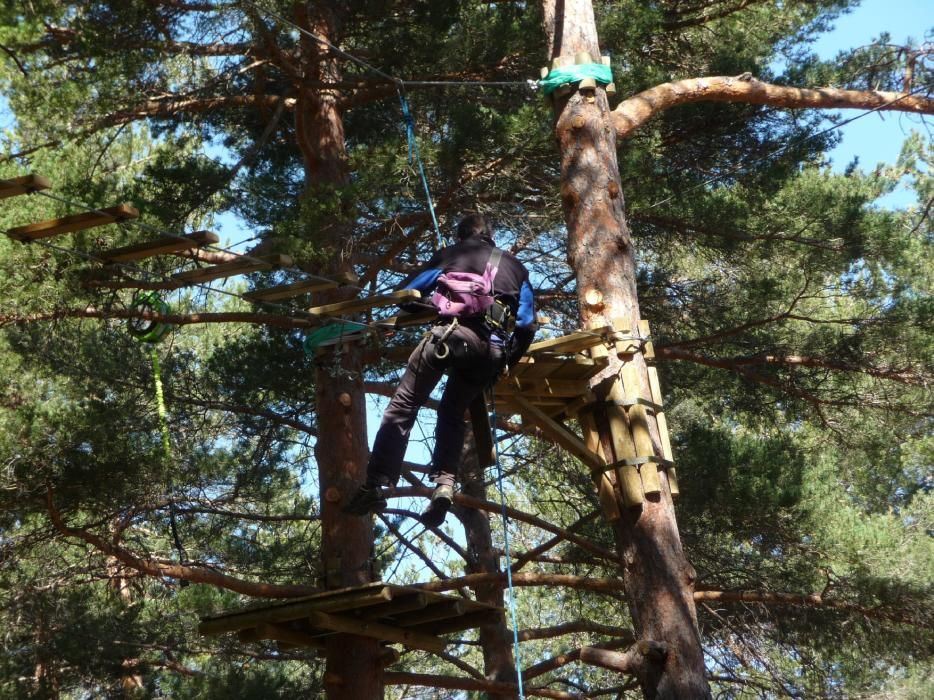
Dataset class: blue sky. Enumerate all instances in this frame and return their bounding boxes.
[811,0,931,174]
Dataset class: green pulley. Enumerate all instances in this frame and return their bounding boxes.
[128,291,173,344]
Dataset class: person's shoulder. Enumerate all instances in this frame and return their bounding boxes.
[497,247,529,274]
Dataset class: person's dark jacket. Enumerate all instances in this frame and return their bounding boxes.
[399,235,536,367]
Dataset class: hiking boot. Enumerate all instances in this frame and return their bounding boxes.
[419,484,454,527]
[343,484,387,515]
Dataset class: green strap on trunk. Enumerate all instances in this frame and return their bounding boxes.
[540,63,612,95]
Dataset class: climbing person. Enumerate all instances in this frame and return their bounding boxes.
[345,214,536,526]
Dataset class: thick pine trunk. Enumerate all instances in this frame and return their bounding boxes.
[543,1,711,697]
[454,421,516,698]
[296,6,382,698]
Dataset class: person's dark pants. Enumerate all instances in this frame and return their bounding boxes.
[368,320,504,489]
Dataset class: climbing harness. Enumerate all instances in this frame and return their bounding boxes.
[431,318,459,360]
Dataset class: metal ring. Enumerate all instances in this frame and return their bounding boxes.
[433,341,450,360]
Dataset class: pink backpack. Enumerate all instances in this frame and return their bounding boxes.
[431,249,502,318]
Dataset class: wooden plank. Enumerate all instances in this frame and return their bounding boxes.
[100,230,219,263]
[512,395,604,471]
[172,253,293,285]
[579,412,621,521]
[307,289,421,317]
[495,376,591,398]
[527,325,612,355]
[239,623,326,650]
[407,608,503,636]
[199,584,393,636]
[0,174,51,200]
[307,610,446,653]
[243,278,341,302]
[7,203,138,242]
[376,308,438,328]
[358,592,428,620]
[396,600,466,627]
[638,319,655,360]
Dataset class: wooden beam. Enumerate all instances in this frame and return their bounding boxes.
[407,608,504,636]
[376,308,438,328]
[527,325,612,355]
[172,253,293,285]
[512,395,605,471]
[243,278,342,302]
[0,174,51,200]
[307,610,446,653]
[307,289,421,317]
[7,203,139,242]
[358,592,429,620]
[99,230,219,263]
[494,376,591,398]
[396,600,466,627]
[238,623,326,650]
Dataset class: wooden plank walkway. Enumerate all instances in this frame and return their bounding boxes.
[199,582,502,653]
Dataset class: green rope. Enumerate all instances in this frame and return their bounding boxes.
[539,63,612,95]
[150,349,172,460]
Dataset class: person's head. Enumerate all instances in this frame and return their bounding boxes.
[456,214,493,241]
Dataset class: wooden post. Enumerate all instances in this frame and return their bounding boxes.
[579,411,621,520]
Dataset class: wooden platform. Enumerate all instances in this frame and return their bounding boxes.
[199,583,502,653]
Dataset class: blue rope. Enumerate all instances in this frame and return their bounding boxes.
[489,387,526,699]
[397,91,442,247]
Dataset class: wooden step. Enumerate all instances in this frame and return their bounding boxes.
[527,325,612,355]
[171,253,293,285]
[100,230,219,263]
[0,174,51,200]
[307,289,421,317]
[243,278,341,302]
[7,203,139,242]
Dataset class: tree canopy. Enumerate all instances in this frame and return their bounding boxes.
[0,1,931,698]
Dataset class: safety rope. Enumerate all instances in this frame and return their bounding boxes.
[149,347,189,573]
[398,91,442,247]
[489,386,526,698]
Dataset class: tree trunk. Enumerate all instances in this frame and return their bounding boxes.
[543,1,711,697]
[454,418,516,699]
[297,5,382,698]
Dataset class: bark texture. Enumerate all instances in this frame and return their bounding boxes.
[297,5,382,698]
[454,421,516,697]
[543,1,711,697]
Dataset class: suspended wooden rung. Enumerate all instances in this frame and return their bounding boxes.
[171,253,293,285]
[244,278,341,302]
[99,230,219,263]
[7,203,139,242]
[198,582,501,653]
[307,289,421,318]
[376,307,438,329]
[0,174,51,200]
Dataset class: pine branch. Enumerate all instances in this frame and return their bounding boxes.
[45,484,319,597]
[614,76,934,140]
